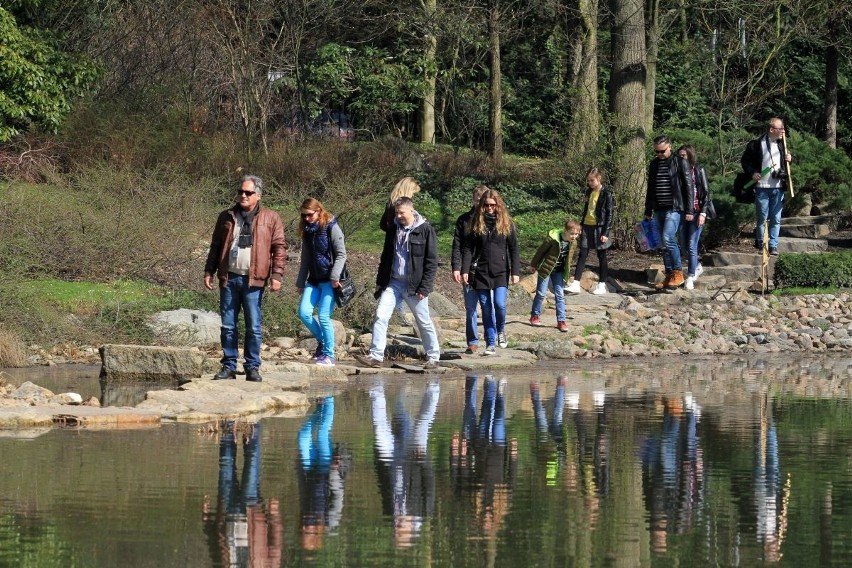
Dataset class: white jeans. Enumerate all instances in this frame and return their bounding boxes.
[370,279,440,361]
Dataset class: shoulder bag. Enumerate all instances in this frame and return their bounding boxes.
[334,264,357,308]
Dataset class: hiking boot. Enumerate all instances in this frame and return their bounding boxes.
[465,344,478,355]
[497,332,508,349]
[355,354,383,368]
[557,321,569,333]
[769,247,779,256]
[483,345,496,356]
[529,315,542,326]
[245,368,263,382]
[655,272,671,290]
[213,366,236,380]
[566,280,582,294]
[666,270,685,289]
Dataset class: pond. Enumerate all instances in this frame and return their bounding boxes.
[2,354,852,567]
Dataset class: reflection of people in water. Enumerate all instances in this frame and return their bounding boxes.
[203,422,283,568]
[563,389,609,525]
[298,396,346,554]
[640,394,704,554]
[531,377,565,486]
[450,375,518,560]
[370,381,440,548]
[754,395,789,563]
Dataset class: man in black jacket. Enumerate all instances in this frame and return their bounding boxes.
[644,135,695,290]
[741,117,792,255]
[358,197,441,368]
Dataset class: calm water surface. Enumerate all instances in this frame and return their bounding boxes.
[2,354,852,567]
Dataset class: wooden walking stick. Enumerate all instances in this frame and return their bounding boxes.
[780,134,794,200]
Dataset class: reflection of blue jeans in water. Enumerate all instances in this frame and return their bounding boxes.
[220,274,264,370]
[755,187,784,248]
[661,412,680,489]
[654,210,683,273]
[531,383,565,440]
[478,287,508,347]
[298,397,335,470]
[683,219,703,277]
[298,282,336,358]
[478,378,505,445]
[531,271,566,322]
[219,423,262,512]
[463,376,479,441]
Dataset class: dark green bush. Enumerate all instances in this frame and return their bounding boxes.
[773,251,852,289]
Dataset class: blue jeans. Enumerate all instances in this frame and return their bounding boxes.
[530,271,566,322]
[219,273,264,371]
[755,187,784,248]
[218,423,261,513]
[298,281,336,358]
[478,287,507,347]
[654,209,683,273]
[684,219,704,277]
[463,284,481,347]
[370,279,440,361]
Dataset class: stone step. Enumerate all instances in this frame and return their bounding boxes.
[777,237,829,253]
[781,215,839,230]
[779,224,830,239]
[700,264,765,283]
[827,236,852,248]
[703,251,774,268]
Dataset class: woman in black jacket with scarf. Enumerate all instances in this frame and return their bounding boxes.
[462,189,521,355]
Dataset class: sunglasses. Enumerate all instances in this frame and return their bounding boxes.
[483,202,498,208]
[654,148,669,155]
[301,211,317,219]
[237,190,256,197]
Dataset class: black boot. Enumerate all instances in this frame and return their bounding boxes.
[246,368,263,382]
[213,366,236,380]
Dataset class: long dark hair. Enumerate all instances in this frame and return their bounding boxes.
[676,145,697,167]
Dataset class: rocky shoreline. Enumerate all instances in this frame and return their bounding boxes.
[2,288,851,431]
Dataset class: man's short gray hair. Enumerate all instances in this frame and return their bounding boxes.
[240,175,264,195]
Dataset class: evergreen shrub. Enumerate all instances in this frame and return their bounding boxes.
[774,251,852,289]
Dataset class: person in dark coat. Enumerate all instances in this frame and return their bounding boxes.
[569,167,615,296]
[461,189,521,355]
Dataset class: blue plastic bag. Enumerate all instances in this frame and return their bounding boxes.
[635,219,661,252]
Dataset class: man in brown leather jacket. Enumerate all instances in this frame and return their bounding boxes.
[204,175,286,382]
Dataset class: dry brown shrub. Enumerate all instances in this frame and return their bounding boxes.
[0,329,27,368]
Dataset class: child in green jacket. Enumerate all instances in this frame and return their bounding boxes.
[529,219,581,332]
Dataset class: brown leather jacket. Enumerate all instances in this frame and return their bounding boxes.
[204,205,287,288]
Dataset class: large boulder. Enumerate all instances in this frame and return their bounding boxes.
[99,344,204,382]
[148,309,221,346]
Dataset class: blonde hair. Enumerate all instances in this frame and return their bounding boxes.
[470,189,513,236]
[389,177,421,203]
[564,219,581,233]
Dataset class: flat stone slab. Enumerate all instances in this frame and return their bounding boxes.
[777,237,828,253]
[0,405,161,431]
[780,224,830,239]
[440,348,539,370]
[100,344,204,382]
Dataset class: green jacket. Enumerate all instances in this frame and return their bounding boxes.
[530,228,576,278]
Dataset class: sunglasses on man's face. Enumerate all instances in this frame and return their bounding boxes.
[655,147,669,155]
[237,190,256,197]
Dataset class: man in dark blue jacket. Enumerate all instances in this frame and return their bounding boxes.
[358,197,441,368]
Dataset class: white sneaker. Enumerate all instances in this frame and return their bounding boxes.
[592,282,607,295]
[566,280,582,294]
[484,345,496,355]
[695,264,704,279]
[497,332,508,348]
[685,276,694,290]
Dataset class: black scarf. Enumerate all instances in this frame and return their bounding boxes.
[237,205,258,248]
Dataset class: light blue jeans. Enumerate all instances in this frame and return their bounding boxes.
[370,279,440,361]
[531,271,566,322]
[219,273,264,371]
[298,281,336,358]
[478,287,508,347]
[654,209,683,273]
[755,187,784,248]
[684,218,704,277]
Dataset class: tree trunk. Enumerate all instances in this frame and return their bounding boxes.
[488,0,503,167]
[609,0,647,243]
[420,0,438,144]
[567,0,599,157]
[644,0,660,139]
[823,44,838,149]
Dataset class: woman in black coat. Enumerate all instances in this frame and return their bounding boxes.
[462,189,521,355]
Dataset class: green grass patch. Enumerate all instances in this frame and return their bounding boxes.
[22,279,154,313]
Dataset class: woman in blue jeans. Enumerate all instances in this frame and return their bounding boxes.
[676,145,713,290]
[296,198,347,366]
[462,189,521,355]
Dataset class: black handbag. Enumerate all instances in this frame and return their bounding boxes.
[334,265,357,308]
